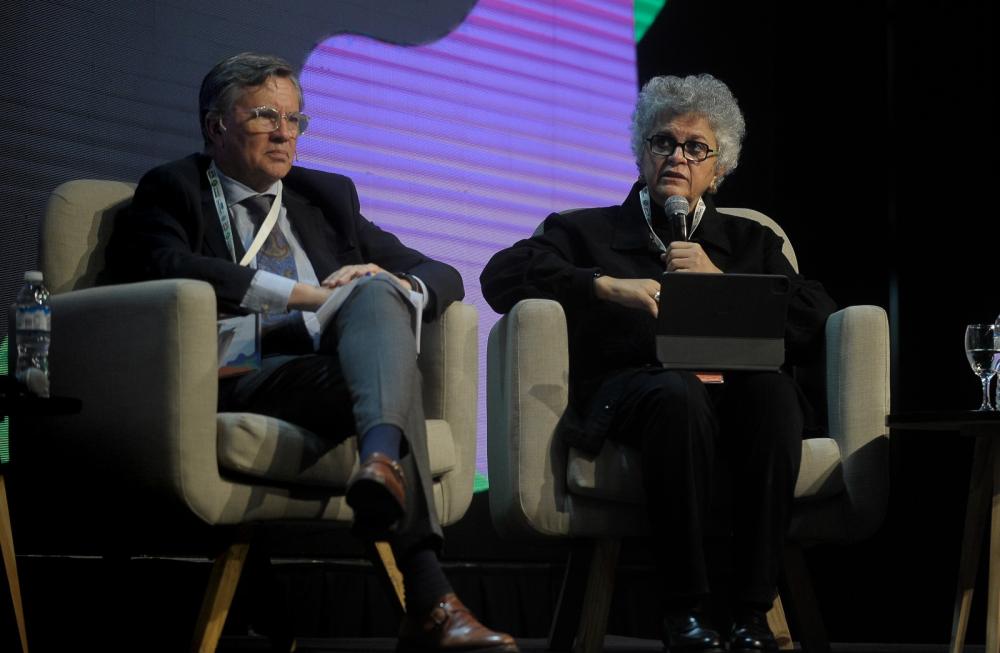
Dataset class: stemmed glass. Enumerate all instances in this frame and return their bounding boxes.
[965,324,1000,411]
[996,316,1000,409]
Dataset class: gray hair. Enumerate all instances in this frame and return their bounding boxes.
[630,74,746,186]
[199,52,304,146]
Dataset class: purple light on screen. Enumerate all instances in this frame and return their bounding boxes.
[298,0,638,484]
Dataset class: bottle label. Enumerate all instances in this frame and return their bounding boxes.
[16,304,51,331]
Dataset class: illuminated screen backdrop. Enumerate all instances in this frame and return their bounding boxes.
[0,0,667,471]
[298,0,642,489]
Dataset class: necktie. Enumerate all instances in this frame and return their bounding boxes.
[240,194,298,281]
[240,194,301,332]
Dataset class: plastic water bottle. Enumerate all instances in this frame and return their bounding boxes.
[15,270,51,397]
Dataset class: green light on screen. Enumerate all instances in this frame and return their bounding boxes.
[635,0,667,42]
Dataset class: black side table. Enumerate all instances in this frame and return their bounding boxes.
[887,410,1000,653]
[1,377,80,653]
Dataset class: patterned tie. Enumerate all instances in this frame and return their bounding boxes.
[240,194,301,332]
[240,194,298,281]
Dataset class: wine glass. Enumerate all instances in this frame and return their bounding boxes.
[995,316,1000,409]
[965,324,1000,410]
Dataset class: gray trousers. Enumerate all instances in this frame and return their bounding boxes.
[219,275,443,551]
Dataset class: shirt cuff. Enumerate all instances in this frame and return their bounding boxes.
[241,270,297,314]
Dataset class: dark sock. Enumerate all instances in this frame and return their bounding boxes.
[360,424,402,462]
[733,601,769,625]
[663,595,706,616]
[395,545,453,615]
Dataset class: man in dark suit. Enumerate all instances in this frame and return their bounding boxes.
[108,52,517,653]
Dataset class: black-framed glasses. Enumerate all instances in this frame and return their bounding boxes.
[240,106,310,136]
[646,133,717,162]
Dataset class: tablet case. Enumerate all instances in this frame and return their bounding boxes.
[656,273,791,371]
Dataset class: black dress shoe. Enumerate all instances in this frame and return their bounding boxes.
[662,612,725,653]
[729,611,778,653]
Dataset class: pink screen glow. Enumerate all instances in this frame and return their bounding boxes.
[299,0,639,487]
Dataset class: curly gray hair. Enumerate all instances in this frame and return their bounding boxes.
[199,52,304,147]
[630,74,746,187]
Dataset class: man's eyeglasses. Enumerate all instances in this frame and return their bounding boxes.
[646,133,716,162]
[240,106,310,136]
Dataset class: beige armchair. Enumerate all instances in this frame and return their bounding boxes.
[11,179,479,651]
[486,207,890,653]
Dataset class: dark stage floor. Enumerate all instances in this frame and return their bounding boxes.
[215,639,983,653]
[4,493,993,652]
[218,634,664,652]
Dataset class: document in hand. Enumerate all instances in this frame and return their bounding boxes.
[315,272,426,352]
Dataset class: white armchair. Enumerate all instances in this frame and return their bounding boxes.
[9,179,480,652]
[486,207,890,653]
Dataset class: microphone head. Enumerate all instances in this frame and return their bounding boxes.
[664,195,690,217]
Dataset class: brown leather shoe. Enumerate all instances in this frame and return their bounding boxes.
[397,593,519,652]
[346,452,406,538]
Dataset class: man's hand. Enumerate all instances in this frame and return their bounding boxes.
[663,242,722,273]
[288,283,333,311]
[594,275,660,317]
[321,264,413,291]
[321,263,387,288]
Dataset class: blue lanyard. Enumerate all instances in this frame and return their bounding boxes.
[207,166,237,263]
[207,164,284,266]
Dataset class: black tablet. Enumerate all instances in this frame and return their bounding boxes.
[656,273,791,371]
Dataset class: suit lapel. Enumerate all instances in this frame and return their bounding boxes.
[194,159,359,278]
[192,155,245,262]
[282,186,353,281]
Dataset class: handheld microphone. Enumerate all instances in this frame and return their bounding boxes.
[664,195,690,242]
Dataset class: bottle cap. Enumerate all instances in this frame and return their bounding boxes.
[24,270,43,283]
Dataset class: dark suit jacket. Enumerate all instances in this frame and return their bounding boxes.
[480,181,836,425]
[107,153,464,322]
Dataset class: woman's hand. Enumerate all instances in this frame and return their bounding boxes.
[663,242,722,273]
[594,276,660,317]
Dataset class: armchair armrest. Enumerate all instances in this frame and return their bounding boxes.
[487,299,572,538]
[824,304,891,540]
[35,279,218,504]
[418,301,478,524]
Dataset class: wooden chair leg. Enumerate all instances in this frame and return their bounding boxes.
[766,593,794,650]
[987,438,1000,653]
[548,541,594,652]
[1,474,28,653]
[951,436,993,653]
[191,531,251,653]
[575,538,620,653]
[779,541,829,653]
[369,540,406,618]
[549,539,621,652]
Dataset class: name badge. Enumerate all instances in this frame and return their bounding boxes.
[217,313,261,378]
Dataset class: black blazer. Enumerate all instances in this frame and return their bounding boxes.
[480,182,837,414]
[107,153,464,319]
